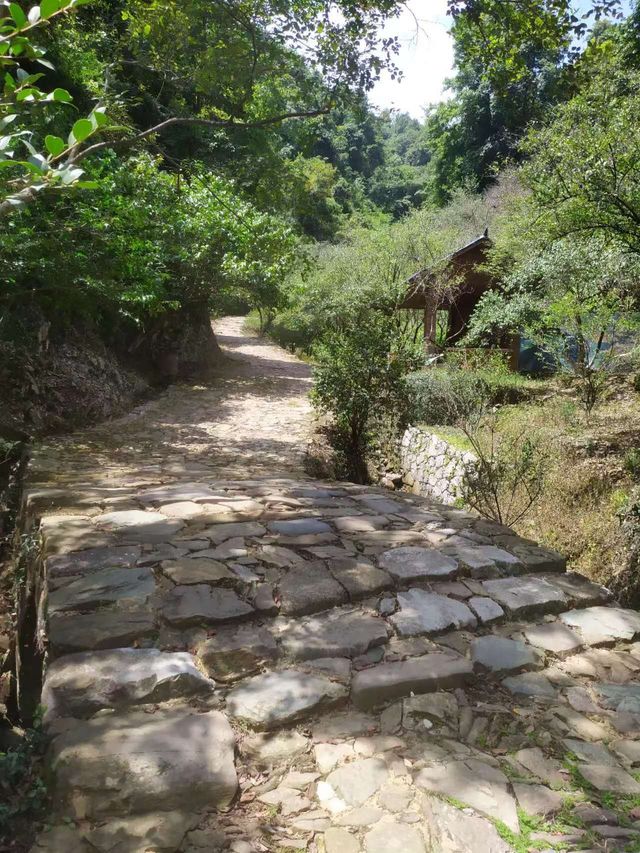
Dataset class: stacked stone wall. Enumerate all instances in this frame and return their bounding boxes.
[400,426,476,505]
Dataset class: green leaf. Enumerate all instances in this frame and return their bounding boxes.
[27,5,41,24]
[9,3,28,28]
[0,115,18,131]
[44,134,65,156]
[90,108,108,128]
[68,118,93,144]
[40,0,60,18]
[51,87,72,102]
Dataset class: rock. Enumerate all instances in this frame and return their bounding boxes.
[324,827,360,853]
[258,545,303,568]
[379,547,458,581]
[481,576,566,617]
[49,610,156,656]
[595,682,640,712]
[269,518,332,536]
[610,738,640,766]
[241,730,308,764]
[328,558,393,599]
[326,757,389,807]
[560,606,640,645]
[351,653,473,709]
[46,545,140,579]
[198,624,278,681]
[253,583,278,614]
[543,572,611,606]
[364,821,425,853]
[94,510,184,541]
[354,736,404,757]
[565,686,602,714]
[420,793,511,853]
[334,515,389,533]
[579,763,640,793]
[278,564,348,616]
[377,783,413,812]
[414,758,519,833]
[334,806,384,826]
[226,670,346,729]
[83,811,199,852]
[49,708,237,817]
[511,747,566,788]
[203,521,266,544]
[507,543,565,573]
[279,608,388,661]
[471,636,542,676]
[41,514,112,555]
[512,783,565,817]
[160,558,235,585]
[563,738,619,766]
[572,802,619,825]
[29,825,88,853]
[468,596,504,624]
[138,482,217,504]
[403,691,458,725]
[523,622,582,656]
[161,584,253,626]
[312,712,378,741]
[390,590,476,637]
[198,538,247,560]
[48,567,155,614]
[258,786,311,815]
[306,657,351,680]
[314,742,354,773]
[502,672,556,699]
[42,648,213,721]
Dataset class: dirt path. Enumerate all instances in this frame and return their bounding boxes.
[68,316,314,482]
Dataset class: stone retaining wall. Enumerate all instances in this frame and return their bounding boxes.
[400,426,476,505]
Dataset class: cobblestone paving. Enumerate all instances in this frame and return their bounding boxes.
[22,320,640,852]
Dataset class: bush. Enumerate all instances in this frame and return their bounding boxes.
[407,369,490,426]
[311,315,422,483]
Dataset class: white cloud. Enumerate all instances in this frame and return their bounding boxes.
[369,0,454,119]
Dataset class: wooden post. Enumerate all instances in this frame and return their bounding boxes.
[423,296,438,355]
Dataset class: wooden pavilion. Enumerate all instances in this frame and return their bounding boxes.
[400,230,519,370]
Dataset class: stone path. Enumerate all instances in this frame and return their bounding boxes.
[18,319,640,853]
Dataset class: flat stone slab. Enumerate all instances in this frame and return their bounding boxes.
[421,793,511,853]
[269,518,332,536]
[46,546,140,579]
[415,758,519,832]
[160,557,235,585]
[83,811,199,853]
[524,622,582,656]
[379,546,458,581]
[48,566,155,614]
[49,708,237,817]
[94,510,184,541]
[328,557,393,599]
[226,670,347,728]
[279,608,388,661]
[560,606,640,645]
[507,543,566,572]
[390,589,476,637]
[161,584,253,626]
[42,648,213,720]
[471,636,541,676]
[198,624,278,681]
[364,820,426,853]
[333,515,389,533]
[543,572,612,606]
[468,596,504,624]
[595,682,640,713]
[512,783,565,817]
[138,482,218,504]
[563,738,619,766]
[278,563,348,616]
[579,763,640,794]
[49,610,156,656]
[351,652,473,709]
[481,576,567,617]
[326,757,389,807]
[203,521,266,544]
[502,672,557,699]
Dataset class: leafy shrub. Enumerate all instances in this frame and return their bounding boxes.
[311,315,422,482]
[624,449,640,482]
[407,368,490,426]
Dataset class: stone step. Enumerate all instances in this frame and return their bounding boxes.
[48,707,237,819]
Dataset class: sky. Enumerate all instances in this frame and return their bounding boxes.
[369,0,634,120]
[369,0,454,120]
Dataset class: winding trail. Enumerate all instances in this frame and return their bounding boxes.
[19,319,640,853]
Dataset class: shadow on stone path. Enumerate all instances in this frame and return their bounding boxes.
[18,319,640,853]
